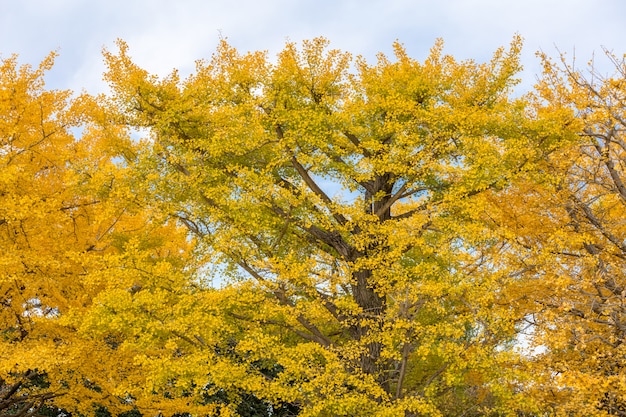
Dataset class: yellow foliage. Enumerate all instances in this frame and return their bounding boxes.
[99,36,541,415]
[0,53,198,416]
[6,37,626,417]
[487,50,626,415]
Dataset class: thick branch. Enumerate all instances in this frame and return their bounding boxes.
[395,342,411,399]
[290,155,349,226]
[375,182,409,219]
[229,311,331,346]
[269,203,355,260]
[589,131,626,203]
[237,261,333,347]
[343,131,372,158]
[572,194,626,257]
[315,289,349,322]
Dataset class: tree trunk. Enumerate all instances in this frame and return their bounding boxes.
[349,174,395,394]
[351,267,389,393]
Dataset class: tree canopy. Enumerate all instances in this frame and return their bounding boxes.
[1,37,625,417]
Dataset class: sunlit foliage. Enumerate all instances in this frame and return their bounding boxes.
[100,36,568,416]
[3,37,625,417]
[0,53,195,416]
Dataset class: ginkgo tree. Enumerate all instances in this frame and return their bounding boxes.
[0,52,198,417]
[6,36,618,417]
[485,50,626,416]
[0,52,102,416]
[101,36,575,416]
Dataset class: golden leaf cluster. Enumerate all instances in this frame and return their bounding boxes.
[2,38,626,416]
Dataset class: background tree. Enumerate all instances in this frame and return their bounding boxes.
[0,52,95,416]
[102,37,569,416]
[484,50,626,415]
[0,53,196,417]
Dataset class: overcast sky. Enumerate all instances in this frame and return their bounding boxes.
[1,0,625,94]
